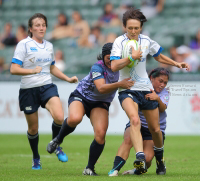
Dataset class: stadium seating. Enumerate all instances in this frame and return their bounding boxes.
[0,0,200,77]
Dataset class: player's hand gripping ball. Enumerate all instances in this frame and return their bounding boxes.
[122,40,140,68]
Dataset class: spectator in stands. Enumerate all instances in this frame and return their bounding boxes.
[71,11,90,47]
[106,33,117,43]
[171,45,200,72]
[0,57,9,73]
[54,13,69,29]
[87,26,105,48]
[97,3,121,27]
[189,30,200,50]
[45,12,71,40]
[0,23,17,47]
[55,50,66,72]
[115,0,133,20]
[140,0,165,20]
[16,25,28,42]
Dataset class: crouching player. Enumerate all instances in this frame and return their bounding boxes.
[109,68,170,176]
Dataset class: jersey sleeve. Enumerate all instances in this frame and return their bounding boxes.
[110,38,122,61]
[149,38,164,57]
[91,64,104,81]
[159,91,170,107]
[12,41,26,65]
[51,44,55,65]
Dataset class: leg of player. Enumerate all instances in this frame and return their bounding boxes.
[25,112,41,170]
[142,109,166,175]
[45,96,68,162]
[121,98,147,174]
[46,101,85,154]
[143,140,155,168]
[109,126,133,176]
[83,108,108,176]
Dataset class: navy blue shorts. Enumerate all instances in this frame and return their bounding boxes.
[19,83,59,114]
[125,122,165,142]
[118,90,158,110]
[68,89,110,118]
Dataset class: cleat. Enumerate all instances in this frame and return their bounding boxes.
[156,159,166,175]
[55,146,68,162]
[122,169,135,175]
[32,158,41,170]
[108,170,118,176]
[83,168,98,176]
[47,137,60,154]
[133,158,147,175]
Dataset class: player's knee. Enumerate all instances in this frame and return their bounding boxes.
[149,126,160,135]
[68,114,82,127]
[53,113,64,124]
[95,129,106,144]
[28,125,38,135]
[130,116,140,127]
[124,135,132,147]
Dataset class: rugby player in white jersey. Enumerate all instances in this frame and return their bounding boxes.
[109,8,190,175]
[109,67,170,176]
[10,13,78,170]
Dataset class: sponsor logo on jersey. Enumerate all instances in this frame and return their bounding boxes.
[163,95,169,102]
[30,47,38,52]
[128,94,133,98]
[46,48,53,52]
[92,72,101,79]
[29,57,35,63]
[74,97,82,101]
[25,106,32,110]
[141,46,148,50]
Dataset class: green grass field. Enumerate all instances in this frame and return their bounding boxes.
[0,134,200,181]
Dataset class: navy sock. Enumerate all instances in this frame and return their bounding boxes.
[112,156,126,171]
[27,132,40,159]
[52,121,62,139]
[86,139,105,170]
[136,152,145,160]
[57,118,76,143]
[154,146,164,162]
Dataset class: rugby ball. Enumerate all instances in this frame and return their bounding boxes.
[122,40,140,68]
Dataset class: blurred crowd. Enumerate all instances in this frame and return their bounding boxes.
[0,0,200,74]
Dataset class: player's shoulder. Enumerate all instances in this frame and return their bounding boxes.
[114,33,128,44]
[17,37,32,46]
[161,88,170,96]
[139,34,152,42]
[44,39,53,47]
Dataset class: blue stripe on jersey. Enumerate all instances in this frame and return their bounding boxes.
[91,64,104,80]
[153,47,164,57]
[110,56,120,61]
[12,58,23,65]
[51,61,55,65]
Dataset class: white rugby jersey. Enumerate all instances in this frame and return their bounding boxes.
[12,36,55,89]
[110,33,163,92]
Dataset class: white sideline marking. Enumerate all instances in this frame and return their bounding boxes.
[3,154,54,158]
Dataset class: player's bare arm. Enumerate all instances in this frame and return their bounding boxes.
[94,77,134,94]
[10,63,42,75]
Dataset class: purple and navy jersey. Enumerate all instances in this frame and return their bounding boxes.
[139,88,170,133]
[76,60,119,102]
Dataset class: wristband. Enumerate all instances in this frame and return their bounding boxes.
[128,55,134,62]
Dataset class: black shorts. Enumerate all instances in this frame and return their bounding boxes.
[19,83,59,114]
[68,89,110,118]
[125,122,165,142]
[118,90,159,110]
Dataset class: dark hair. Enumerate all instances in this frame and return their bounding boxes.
[28,13,47,37]
[122,8,147,27]
[149,67,170,80]
[97,54,103,60]
[19,24,26,32]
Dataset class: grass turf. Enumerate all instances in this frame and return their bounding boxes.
[0,135,200,181]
